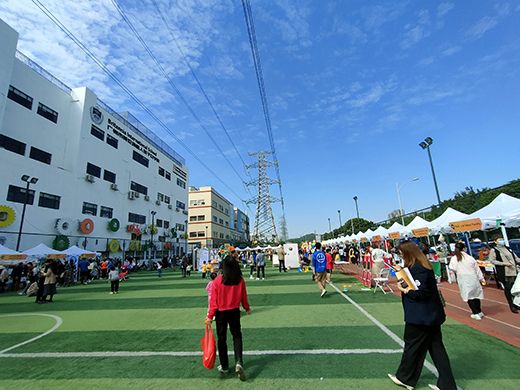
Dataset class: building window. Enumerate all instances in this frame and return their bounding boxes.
[213,232,218,238]
[225,208,228,214]
[176,200,186,210]
[128,212,146,224]
[0,134,26,156]
[213,216,217,222]
[130,181,148,195]
[158,193,164,202]
[198,231,205,237]
[37,102,58,123]
[82,202,97,216]
[220,233,224,239]
[164,221,170,229]
[212,201,217,207]
[7,85,33,110]
[198,200,206,205]
[165,171,171,180]
[100,206,113,218]
[156,219,163,228]
[106,134,118,149]
[225,221,229,227]
[158,167,165,177]
[226,234,229,239]
[7,185,35,205]
[176,223,184,231]
[190,200,197,206]
[103,169,116,183]
[219,219,223,224]
[38,192,60,210]
[164,195,170,204]
[132,151,149,167]
[219,204,224,211]
[189,232,197,238]
[86,163,102,178]
[177,178,186,189]
[198,215,205,221]
[190,216,197,221]
[29,147,52,165]
[91,125,105,141]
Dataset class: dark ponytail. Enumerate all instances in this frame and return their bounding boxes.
[454,242,465,261]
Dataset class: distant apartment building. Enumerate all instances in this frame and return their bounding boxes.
[188,186,249,249]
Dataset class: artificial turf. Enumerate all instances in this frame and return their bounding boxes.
[0,266,519,389]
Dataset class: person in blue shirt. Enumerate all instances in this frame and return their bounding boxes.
[78,259,90,285]
[312,242,328,297]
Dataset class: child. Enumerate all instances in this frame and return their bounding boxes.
[186,264,191,276]
[202,261,207,279]
[157,261,162,277]
[206,262,213,279]
[108,266,120,294]
[206,272,217,313]
[326,248,334,283]
[206,255,251,381]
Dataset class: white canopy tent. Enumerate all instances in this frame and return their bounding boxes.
[405,216,430,232]
[0,244,27,265]
[61,245,98,257]
[429,207,469,235]
[387,222,406,236]
[370,225,389,239]
[22,243,63,256]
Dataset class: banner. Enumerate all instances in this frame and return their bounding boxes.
[389,232,401,239]
[372,235,382,241]
[449,218,482,232]
[361,237,367,242]
[0,254,27,260]
[412,228,429,237]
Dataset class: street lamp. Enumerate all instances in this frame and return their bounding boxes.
[419,137,443,211]
[205,225,208,248]
[338,210,342,228]
[328,218,332,237]
[16,175,38,251]
[184,219,188,255]
[397,178,419,226]
[150,211,157,260]
[353,196,360,232]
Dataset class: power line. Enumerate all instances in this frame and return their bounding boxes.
[30,0,244,201]
[240,0,286,214]
[111,0,247,188]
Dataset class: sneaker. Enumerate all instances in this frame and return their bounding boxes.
[470,314,482,320]
[250,275,254,280]
[478,312,484,318]
[321,290,327,298]
[18,292,24,295]
[428,385,441,390]
[115,292,118,294]
[262,278,265,280]
[256,278,259,280]
[109,292,114,294]
[235,364,246,381]
[217,365,229,374]
[388,374,414,390]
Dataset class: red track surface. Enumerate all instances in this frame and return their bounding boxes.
[342,264,520,348]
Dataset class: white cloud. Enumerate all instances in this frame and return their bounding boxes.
[348,85,384,107]
[437,3,454,18]
[466,15,499,39]
[441,45,461,57]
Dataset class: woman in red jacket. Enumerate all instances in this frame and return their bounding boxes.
[206,255,251,381]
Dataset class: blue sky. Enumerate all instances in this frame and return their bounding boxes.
[1,0,519,238]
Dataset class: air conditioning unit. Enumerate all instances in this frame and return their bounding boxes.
[85,174,95,183]
[110,183,118,191]
[128,191,135,200]
[182,210,188,215]
[168,204,173,210]
[156,200,161,206]
[133,191,140,198]
[175,207,180,212]
[144,195,150,201]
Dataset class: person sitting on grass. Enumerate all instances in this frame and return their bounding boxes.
[206,255,251,381]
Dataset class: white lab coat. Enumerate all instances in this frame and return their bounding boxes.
[449,252,485,302]
[511,273,520,306]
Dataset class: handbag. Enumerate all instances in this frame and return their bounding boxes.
[200,324,216,369]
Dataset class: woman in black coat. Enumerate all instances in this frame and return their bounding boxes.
[389,240,457,390]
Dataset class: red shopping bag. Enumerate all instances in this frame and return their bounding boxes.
[201,324,216,369]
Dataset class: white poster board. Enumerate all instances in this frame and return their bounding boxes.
[284,243,299,269]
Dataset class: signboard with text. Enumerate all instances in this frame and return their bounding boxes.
[412,228,430,237]
[389,232,401,239]
[449,218,483,232]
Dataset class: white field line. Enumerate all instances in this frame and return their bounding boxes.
[327,282,464,390]
[0,313,62,354]
[444,302,520,331]
[0,349,403,359]
[440,286,508,306]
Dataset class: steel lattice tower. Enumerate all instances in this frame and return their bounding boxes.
[245,151,281,244]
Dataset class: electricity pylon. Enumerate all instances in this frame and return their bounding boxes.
[245,151,281,244]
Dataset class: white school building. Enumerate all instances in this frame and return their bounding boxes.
[0,19,189,258]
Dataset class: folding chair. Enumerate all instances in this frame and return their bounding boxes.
[373,268,393,294]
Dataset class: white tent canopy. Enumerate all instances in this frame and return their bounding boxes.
[61,245,97,257]
[370,225,389,239]
[0,244,24,255]
[22,243,62,256]
[429,207,469,235]
[387,222,405,235]
[451,193,520,230]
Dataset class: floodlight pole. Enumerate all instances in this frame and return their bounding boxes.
[16,175,38,251]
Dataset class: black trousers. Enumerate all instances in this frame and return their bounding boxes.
[111,280,119,293]
[257,265,265,278]
[468,299,481,314]
[279,260,286,272]
[215,308,243,370]
[502,280,517,309]
[396,323,456,390]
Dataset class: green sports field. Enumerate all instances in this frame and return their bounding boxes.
[0,266,518,389]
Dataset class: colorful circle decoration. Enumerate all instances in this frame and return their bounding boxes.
[129,241,136,251]
[56,218,74,235]
[108,218,120,232]
[134,226,141,236]
[149,224,158,235]
[0,205,16,227]
[165,242,172,250]
[80,219,94,234]
[128,224,135,232]
[109,239,120,253]
[52,235,70,251]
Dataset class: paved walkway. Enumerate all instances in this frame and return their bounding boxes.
[341,264,520,348]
